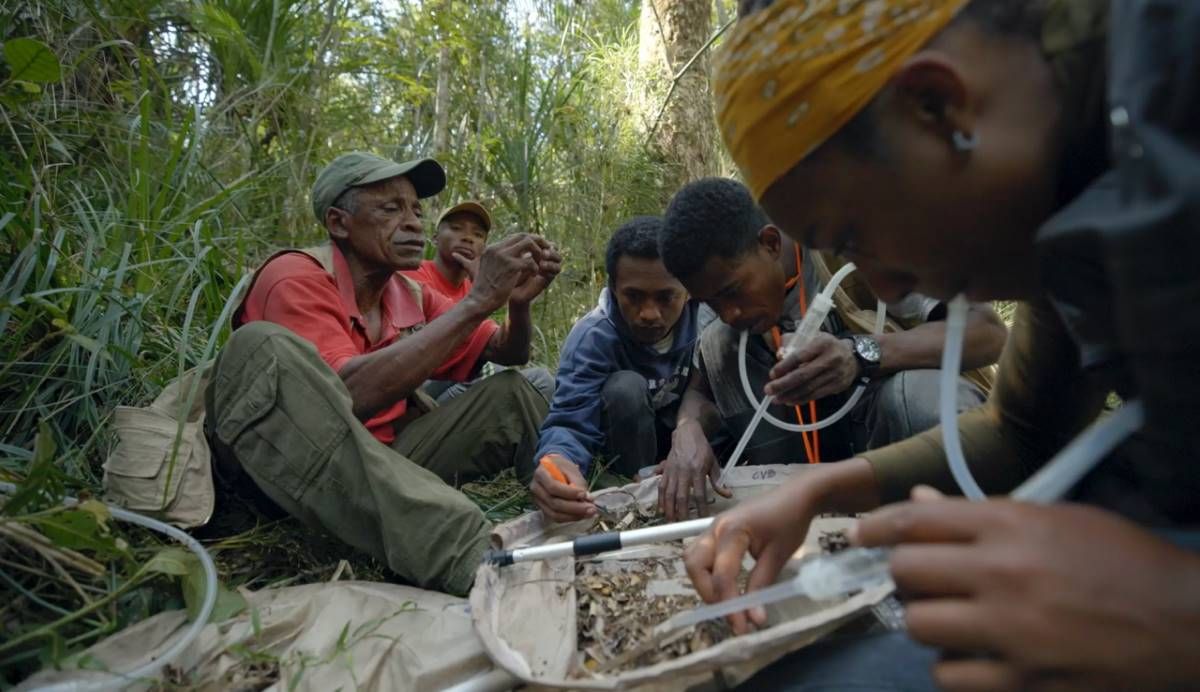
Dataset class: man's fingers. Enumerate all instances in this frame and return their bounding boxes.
[743,546,788,627]
[661,468,679,521]
[854,500,990,547]
[911,484,945,502]
[530,482,583,523]
[659,469,672,520]
[711,525,752,633]
[542,493,595,518]
[691,472,709,517]
[673,470,693,521]
[801,370,846,402]
[933,658,1024,692]
[535,466,589,501]
[531,471,595,520]
[888,544,981,598]
[683,532,719,602]
[706,463,734,498]
[767,351,805,381]
[493,235,544,266]
[764,360,823,399]
[776,337,825,365]
[556,460,590,494]
[904,599,1000,652]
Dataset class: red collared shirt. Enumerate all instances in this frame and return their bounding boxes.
[236,245,499,444]
[404,260,472,303]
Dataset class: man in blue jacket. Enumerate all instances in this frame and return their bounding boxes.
[530,216,699,522]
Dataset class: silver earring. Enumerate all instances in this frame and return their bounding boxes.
[952,129,978,152]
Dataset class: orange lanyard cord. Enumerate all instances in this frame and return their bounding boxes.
[770,327,820,464]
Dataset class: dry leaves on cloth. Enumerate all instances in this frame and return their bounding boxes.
[573,557,748,675]
[587,506,664,535]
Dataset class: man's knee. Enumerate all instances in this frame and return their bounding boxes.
[602,370,650,418]
[874,369,985,437]
[217,321,321,374]
[476,369,548,423]
[520,366,556,402]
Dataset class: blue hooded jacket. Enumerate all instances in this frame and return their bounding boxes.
[534,288,699,473]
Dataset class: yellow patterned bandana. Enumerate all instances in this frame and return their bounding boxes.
[713,0,969,199]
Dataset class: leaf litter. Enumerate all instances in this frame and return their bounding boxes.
[572,508,746,676]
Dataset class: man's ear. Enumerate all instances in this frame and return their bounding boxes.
[758,224,782,259]
[325,207,350,242]
[891,51,973,146]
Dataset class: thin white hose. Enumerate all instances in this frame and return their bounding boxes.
[938,296,1146,501]
[1012,400,1146,503]
[735,328,870,433]
[0,481,217,691]
[821,263,858,305]
[722,263,886,478]
[939,296,986,500]
[734,295,888,433]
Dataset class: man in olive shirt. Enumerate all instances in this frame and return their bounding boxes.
[686,1,1200,690]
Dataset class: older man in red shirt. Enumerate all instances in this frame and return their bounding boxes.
[205,151,560,595]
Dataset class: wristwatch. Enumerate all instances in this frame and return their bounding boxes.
[845,334,882,383]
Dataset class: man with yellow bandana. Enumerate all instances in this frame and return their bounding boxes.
[685,1,1200,690]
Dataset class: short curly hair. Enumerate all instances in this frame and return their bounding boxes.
[605,216,664,286]
[660,177,767,280]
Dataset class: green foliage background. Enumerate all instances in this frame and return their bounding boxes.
[0,0,741,682]
[0,0,696,472]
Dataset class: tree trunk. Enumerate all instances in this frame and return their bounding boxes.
[637,0,717,191]
[432,44,451,156]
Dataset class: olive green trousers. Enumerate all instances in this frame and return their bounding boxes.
[204,322,547,595]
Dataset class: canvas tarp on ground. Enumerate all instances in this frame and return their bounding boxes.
[471,465,893,691]
[17,580,507,691]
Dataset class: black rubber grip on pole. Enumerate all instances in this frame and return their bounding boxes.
[482,549,514,566]
[572,532,622,557]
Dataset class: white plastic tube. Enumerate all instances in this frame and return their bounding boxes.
[0,482,217,692]
[939,296,986,500]
[1011,400,1145,503]
[679,398,1148,629]
[734,268,886,434]
[939,296,1147,502]
[721,263,886,480]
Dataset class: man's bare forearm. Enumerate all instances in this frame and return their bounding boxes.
[676,372,722,438]
[340,295,492,419]
[483,300,533,366]
[874,304,1006,375]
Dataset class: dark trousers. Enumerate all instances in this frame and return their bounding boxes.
[600,370,678,476]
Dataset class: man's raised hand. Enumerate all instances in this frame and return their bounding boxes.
[509,236,562,306]
[469,233,545,312]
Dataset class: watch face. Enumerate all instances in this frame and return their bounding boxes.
[856,336,882,363]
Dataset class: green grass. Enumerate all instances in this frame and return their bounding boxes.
[0,1,690,683]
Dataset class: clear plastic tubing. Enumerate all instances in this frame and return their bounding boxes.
[725,262,886,481]
[0,482,217,692]
[735,266,886,435]
[677,395,1147,629]
[655,546,893,635]
[685,302,1149,628]
[939,296,986,499]
[939,295,1146,501]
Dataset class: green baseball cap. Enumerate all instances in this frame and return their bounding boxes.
[311,151,446,223]
[436,200,493,232]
